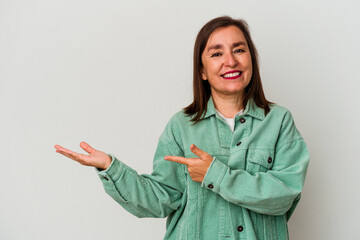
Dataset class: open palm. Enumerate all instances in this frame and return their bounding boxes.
[54,142,111,170]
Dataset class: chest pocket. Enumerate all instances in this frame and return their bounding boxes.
[246,149,274,175]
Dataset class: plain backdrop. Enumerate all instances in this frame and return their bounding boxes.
[1,0,359,239]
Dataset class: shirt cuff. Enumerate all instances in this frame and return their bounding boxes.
[96,154,123,182]
[201,157,227,193]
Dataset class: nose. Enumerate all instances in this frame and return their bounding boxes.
[224,52,238,67]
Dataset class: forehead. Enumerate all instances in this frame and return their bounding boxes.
[206,25,246,47]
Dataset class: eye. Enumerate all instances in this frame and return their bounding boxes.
[211,52,222,57]
[234,48,245,53]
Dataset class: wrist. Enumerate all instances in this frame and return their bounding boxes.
[97,155,112,171]
[103,155,112,169]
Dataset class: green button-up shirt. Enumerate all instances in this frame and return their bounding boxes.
[97,98,309,240]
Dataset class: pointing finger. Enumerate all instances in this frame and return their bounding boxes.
[164,156,189,165]
[80,142,94,154]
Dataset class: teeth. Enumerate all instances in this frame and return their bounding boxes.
[223,72,240,78]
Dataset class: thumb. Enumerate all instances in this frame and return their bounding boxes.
[80,141,95,154]
[190,144,209,159]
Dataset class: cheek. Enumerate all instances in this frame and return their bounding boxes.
[246,67,253,84]
[245,55,253,77]
[245,53,252,68]
[201,56,208,80]
[248,63,253,76]
[201,63,214,81]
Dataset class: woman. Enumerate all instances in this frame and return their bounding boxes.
[55,16,309,239]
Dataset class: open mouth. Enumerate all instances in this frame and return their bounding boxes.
[221,70,242,79]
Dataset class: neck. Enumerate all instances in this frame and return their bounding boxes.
[211,93,244,118]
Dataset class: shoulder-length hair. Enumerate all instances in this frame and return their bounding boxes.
[184,16,271,124]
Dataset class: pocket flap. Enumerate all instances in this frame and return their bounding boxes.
[247,149,274,169]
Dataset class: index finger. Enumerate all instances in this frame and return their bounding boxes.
[164,156,189,165]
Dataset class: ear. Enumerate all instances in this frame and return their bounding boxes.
[201,67,207,81]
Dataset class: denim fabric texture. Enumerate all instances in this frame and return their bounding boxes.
[97,98,310,240]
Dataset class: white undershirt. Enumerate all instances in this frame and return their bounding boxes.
[216,109,244,132]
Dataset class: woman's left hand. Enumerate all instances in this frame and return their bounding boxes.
[164,144,213,182]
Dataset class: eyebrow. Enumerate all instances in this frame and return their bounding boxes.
[207,41,246,52]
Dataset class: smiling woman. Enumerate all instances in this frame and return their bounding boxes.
[200,26,253,116]
[55,16,309,240]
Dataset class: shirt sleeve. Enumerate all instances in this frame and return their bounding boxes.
[201,110,310,217]
[96,118,186,218]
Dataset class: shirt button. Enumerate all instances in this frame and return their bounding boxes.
[104,176,109,181]
[208,184,214,189]
[239,118,246,123]
[237,225,244,232]
[268,157,272,163]
[236,142,242,146]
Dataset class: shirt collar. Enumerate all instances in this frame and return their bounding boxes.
[216,109,244,120]
[204,97,265,120]
[203,97,217,119]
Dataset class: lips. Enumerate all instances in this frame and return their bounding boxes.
[221,70,242,79]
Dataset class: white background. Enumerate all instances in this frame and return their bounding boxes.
[1,0,359,239]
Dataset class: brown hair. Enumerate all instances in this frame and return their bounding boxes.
[184,16,272,124]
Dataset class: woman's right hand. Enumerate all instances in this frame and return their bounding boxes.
[54,142,112,170]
